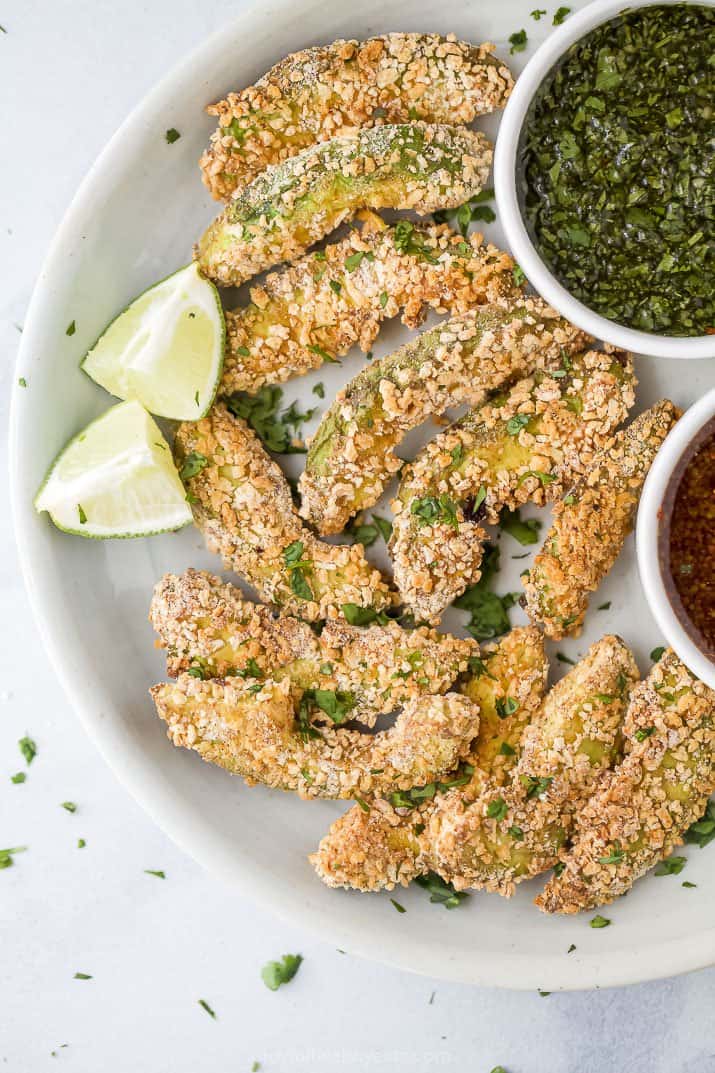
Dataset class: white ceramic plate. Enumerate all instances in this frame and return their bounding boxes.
[10,0,715,989]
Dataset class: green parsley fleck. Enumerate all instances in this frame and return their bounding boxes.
[453,544,517,642]
[165,128,181,144]
[77,504,87,524]
[198,998,216,1019]
[650,646,666,662]
[261,954,303,991]
[499,508,541,545]
[61,802,77,813]
[18,736,36,765]
[567,944,576,953]
[530,8,547,18]
[312,382,325,398]
[10,772,26,784]
[513,264,526,287]
[589,915,611,929]
[179,451,208,481]
[682,881,697,889]
[634,726,655,742]
[66,320,76,336]
[556,652,575,666]
[654,855,687,876]
[598,843,624,865]
[415,872,468,909]
[226,386,315,454]
[411,494,459,530]
[597,601,611,611]
[18,376,27,388]
[0,846,27,870]
[509,29,528,53]
[77,839,86,849]
[74,972,92,980]
[685,800,715,849]
[495,696,518,719]
[144,869,166,879]
[290,568,313,602]
[487,797,508,821]
[390,898,406,914]
[340,603,389,627]
[379,291,388,308]
[553,6,571,24]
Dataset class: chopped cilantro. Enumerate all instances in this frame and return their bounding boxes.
[452,544,517,641]
[521,774,553,799]
[411,494,459,530]
[509,29,528,53]
[655,855,687,876]
[556,652,575,666]
[597,601,611,610]
[10,772,25,784]
[372,514,392,543]
[328,279,342,296]
[379,291,388,308]
[499,508,541,545]
[18,736,36,765]
[18,376,27,388]
[567,944,576,953]
[506,413,531,437]
[198,998,216,1018]
[390,898,406,913]
[495,696,518,719]
[487,797,508,821]
[66,320,76,336]
[553,6,571,24]
[685,800,715,848]
[312,382,325,398]
[77,839,86,849]
[144,869,166,879]
[61,802,77,813]
[226,386,315,454]
[682,881,697,889]
[340,603,390,627]
[311,688,355,725]
[530,8,547,18]
[179,451,208,481]
[499,742,516,757]
[77,504,87,525]
[290,568,313,602]
[261,954,303,991]
[634,726,655,742]
[598,843,624,865]
[165,128,181,143]
[415,872,468,909]
[393,220,438,263]
[513,264,526,287]
[508,825,524,840]
[589,915,611,929]
[74,972,92,980]
[0,846,26,870]
[650,646,666,662]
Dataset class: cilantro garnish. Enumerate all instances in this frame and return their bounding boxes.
[589,915,611,929]
[655,855,687,876]
[415,872,468,910]
[312,382,325,398]
[261,954,303,991]
[144,869,166,879]
[290,569,313,601]
[556,653,575,666]
[509,29,528,53]
[452,544,518,641]
[18,377,27,388]
[0,846,27,870]
[198,999,216,1018]
[411,494,459,530]
[685,800,715,848]
[77,504,87,525]
[634,726,655,742]
[226,386,315,454]
[520,774,553,800]
[10,772,25,784]
[513,264,526,287]
[18,736,36,765]
[650,646,666,662]
[530,8,547,18]
[179,451,208,481]
[598,843,624,865]
[61,802,77,813]
[487,797,508,821]
[66,320,76,336]
[553,6,571,24]
[499,508,541,545]
[393,220,438,264]
[390,898,406,913]
[495,696,518,719]
[340,603,390,627]
[165,128,181,143]
[74,972,92,980]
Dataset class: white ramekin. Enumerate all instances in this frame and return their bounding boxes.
[494,0,715,360]
[636,388,715,688]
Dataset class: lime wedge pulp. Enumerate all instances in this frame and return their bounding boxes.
[81,263,225,420]
[34,400,192,538]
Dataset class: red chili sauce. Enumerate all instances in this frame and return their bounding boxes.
[660,419,715,659]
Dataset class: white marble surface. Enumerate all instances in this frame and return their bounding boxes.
[2,2,715,1070]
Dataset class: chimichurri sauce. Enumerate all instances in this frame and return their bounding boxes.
[519,4,714,337]
[668,424,715,656]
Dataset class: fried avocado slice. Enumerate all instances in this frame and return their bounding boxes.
[151,674,479,800]
[522,401,679,639]
[174,404,392,622]
[425,635,640,894]
[299,299,591,534]
[391,348,636,621]
[196,123,493,286]
[200,34,513,200]
[310,626,547,891]
[221,214,517,394]
[536,651,715,913]
[150,568,476,727]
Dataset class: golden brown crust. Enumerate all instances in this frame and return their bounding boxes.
[149,568,476,726]
[536,651,715,913]
[300,298,592,535]
[522,400,679,638]
[221,214,516,394]
[310,627,547,891]
[200,34,513,199]
[151,674,480,800]
[390,348,636,622]
[174,404,393,621]
[423,635,640,894]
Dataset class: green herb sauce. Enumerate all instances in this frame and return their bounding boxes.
[520,4,714,336]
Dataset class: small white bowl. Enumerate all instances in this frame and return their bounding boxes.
[637,388,715,689]
[494,0,715,360]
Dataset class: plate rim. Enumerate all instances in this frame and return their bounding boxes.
[9,0,715,990]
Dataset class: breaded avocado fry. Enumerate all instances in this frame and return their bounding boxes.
[150,568,476,727]
[425,635,640,894]
[299,299,591,534]
[196,123,493,286]
[174,404,393,621]
[221,214,516,394]
[151,674,480,800]
[311,626,547,891]
[200,33,513,200]
[391,348,636,621]
[522,400,679,639]
[536,651,715,913]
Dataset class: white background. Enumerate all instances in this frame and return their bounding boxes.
[2,2,715,1070]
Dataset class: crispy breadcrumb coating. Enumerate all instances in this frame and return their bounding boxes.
[151,674,480,800]
[150,568,476,726]
[196,123,493,286]
[310,626,547,891]
[390,348,636,622]
[424,635,639,894]
[536,651,715,913]
[300,299,591,535]
[174,404,392,621]
[200,33,513,200]
[221,213,516,394]
[522,400,679,639]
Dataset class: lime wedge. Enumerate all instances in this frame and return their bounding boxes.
[81,263,225,420]
[34,400,192,538]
